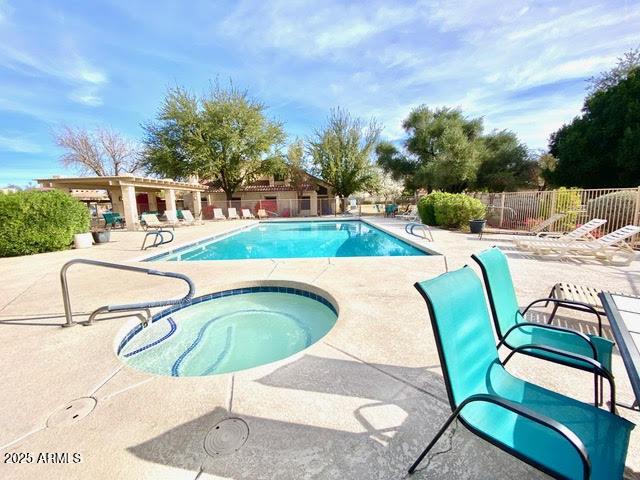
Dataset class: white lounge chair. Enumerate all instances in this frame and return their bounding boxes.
[228,207,240,220]
[398,205,418,221]
[257,209,268,219]
[213,208,226,220]
[163,210,183,227]
[141,213,174,230]
[525,213,566,237]
[180,209,199,225]
[527,224,640,265]
[241,208,255,219]
[517,218,607,250]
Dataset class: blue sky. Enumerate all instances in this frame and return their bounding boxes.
[0,0,639,186]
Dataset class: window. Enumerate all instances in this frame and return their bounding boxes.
[300,196,311,210]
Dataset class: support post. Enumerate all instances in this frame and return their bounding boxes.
[120,185,139,231]
[165,188,177,213]
[192,191,202,219]
[499,192,506,228]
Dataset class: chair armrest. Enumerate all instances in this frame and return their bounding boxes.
[522,297,603,336]
[522,297,602,320]
[458,393,591,479]
[502,344,615,412]
[500,321,597,359]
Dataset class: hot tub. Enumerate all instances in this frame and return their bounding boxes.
[116,285,338,377]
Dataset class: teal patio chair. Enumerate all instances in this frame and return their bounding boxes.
[102,212,124,228]
[471,247,614,407]
[410,267,633,479]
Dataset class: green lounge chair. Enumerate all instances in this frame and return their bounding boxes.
[410,267,633,479]
[102,212,124,228]
[472,247,614,406]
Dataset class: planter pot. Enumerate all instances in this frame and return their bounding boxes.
[74,233,93,249]
[91,230,111,244]
[469,219,486,234]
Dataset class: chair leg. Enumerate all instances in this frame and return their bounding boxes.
[599,375,604,406]
[546,303,560,325]
[594,374,599,408]
[409,412,459,474]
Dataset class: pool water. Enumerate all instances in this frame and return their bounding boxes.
[151,220,428,261]
[117,289,337,376]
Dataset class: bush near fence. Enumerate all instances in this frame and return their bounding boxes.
[0,190,90,257]
[468,187,640,238]
[586,191,637,231]
[418,192,486,228]
[540,187,581,231]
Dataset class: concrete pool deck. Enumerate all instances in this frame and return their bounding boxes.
[0,217,638,479]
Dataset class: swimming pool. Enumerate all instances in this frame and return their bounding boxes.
[149,220,429,261]
[117,286,338,376]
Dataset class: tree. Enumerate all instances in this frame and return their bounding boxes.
[285,139,309,198]
[376,106,483,193]
[536,152,557,190]
[54,126,141,176]
[364,167,404,202]
[308,108,380,202]
[143,83,286,199]
[588,46,640,95]
[474,130,538,192]
[549,67,640,187]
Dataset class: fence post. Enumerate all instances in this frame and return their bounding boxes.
[549,190,557,218]
[634,186,640,226]
[499,192,505,228]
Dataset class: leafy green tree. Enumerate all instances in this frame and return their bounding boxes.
[549,67,640,187]
[588,46,640,95]
[284,139,309,197]
[308,108,380,202]
[376,106,483,193]
[143,83,285,199]
[537,152,557,190]
[474,130,538,192]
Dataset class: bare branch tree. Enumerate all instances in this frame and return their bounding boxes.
[54,126,141,176]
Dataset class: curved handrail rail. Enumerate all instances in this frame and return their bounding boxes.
[141,229,174,250]
[60,259,195,326]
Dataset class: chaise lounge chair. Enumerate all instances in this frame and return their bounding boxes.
[516,218,606,249]
[257,209,269,219]
[522,213,566,237]
[180,209,199,225]
[141,213,175,231]
[398,205,419,221]
[227,207,240,220]
[472,247,615,406]
[241,208,255,219]
[213,208,226,221]
[524,225,640,265]
[163,210,183,228]
[103,212,125,229]
[409,266,633,479]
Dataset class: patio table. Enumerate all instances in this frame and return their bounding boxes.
[599,292,640,410]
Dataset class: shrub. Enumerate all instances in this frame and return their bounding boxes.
[540,187,581,231]
[418,192,486,228]
[0,190,90,257]
[586,190,636,228]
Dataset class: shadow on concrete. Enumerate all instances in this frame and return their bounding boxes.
[126,353,540,479]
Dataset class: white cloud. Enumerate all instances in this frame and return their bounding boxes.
[0,134,42,153]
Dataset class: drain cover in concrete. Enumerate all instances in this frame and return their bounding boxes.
[47,397,97,427]
[204,418,249,456]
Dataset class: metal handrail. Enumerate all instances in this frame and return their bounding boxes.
[141,229,174,250]
[60,259,195,327]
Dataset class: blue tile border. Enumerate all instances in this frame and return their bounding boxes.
[116,286,338,355]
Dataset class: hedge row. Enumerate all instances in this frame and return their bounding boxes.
[0,190,90,257]
[418,192,486,228]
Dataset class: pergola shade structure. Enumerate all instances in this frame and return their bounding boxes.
[37,176,208,231]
